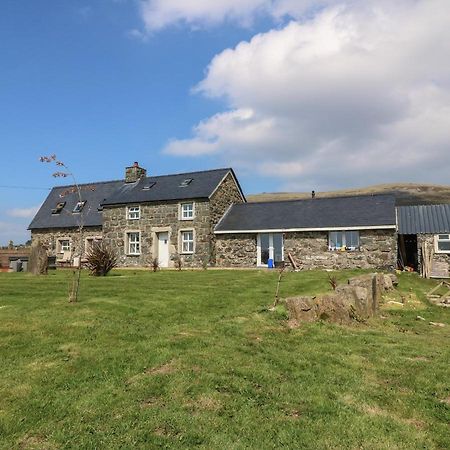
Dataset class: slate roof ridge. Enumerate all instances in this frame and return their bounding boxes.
[141,167,232,180]
[50,179,124,190]
[241,193,395,206]
[48,168,233,190]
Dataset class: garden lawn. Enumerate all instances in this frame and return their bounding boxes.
[0,269,449,449]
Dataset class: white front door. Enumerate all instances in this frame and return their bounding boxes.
[158,232,169,267]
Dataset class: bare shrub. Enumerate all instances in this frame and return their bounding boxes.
[151,257,160,272]
[328,274,338,291]
[85,242,117,276]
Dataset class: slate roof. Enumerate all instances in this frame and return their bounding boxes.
[29,168,243,230]
[101,168,241,206]
[397,204,450,234]
[28,180,124,230]
[215,194,396,233]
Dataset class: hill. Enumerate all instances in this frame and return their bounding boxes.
[247,183,450,206]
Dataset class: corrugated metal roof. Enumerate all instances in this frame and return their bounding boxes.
[397,204,450,234]
[215,194,396,233]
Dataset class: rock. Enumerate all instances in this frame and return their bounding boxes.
[429,322,445,327]
[285,297,316,323]
[416,315,426,321]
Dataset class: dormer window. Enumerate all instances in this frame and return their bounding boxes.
[179,178,193,187]
[51,201,66,214]
[127,206,140,220]
[73,201,86,213]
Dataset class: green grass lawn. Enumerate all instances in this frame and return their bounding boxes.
[0,269,449,449]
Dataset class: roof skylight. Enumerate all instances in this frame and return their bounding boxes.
[179,178,193,187]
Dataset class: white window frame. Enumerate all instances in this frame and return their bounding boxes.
[435,234,450,254]
[73,201,86,213]
[328,231,360,251]
[180,202,195,220]
[57,238,71,253]
[126,231,141,255]
[180,229,195,254]
[257,233,284,267]
[127,206,140,220]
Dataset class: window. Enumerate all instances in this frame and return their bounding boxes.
[73,201,86,213]
[127,232,140,255]
[142,182,156,190]
[127,206,140,220]
[180,202,194,220]
[180,230,194,254]
[257,233,284,267]
[85,237,102,253]
[58,239,70,253]
[329,231,360,250]
[179,178,193,187]
[51,201,66,214]
[436,234,450,253]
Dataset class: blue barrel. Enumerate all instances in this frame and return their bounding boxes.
[268,258,274,268]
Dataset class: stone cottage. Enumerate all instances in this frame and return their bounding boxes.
[30,163,400,270]
[214,195,397,270]
[29,163,245,268]
[397,204,450,277]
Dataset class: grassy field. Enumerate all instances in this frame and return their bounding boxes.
[0,269,449,449]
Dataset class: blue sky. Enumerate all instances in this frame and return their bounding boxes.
[1,0,449,245]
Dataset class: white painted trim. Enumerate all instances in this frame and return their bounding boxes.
[125,230,141,256]
[256,233,284,267]
[208,171,246,203]
[179,201,195,221]
[215,225,396,234]
[435,233,450,254]
[127,205,141,220]
[179,228,195,255]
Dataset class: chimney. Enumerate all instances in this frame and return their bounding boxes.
[311,190,316,198]
[125,162,147,183]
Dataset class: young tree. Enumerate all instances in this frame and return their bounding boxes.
[40,154,94,302]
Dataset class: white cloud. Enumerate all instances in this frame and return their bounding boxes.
[163,0,450,190]
[0,221,30,246]
[136,0,345,32]
[6,205,40,219]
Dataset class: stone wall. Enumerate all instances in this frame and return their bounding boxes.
[215,229,397,270]
[285,229,397,270]
[215,234,257,267]
[102,201,211,268]
[209,172,245,263]
[31,227,103,262]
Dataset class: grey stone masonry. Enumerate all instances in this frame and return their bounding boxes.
[215,234,257,267]
[102,171,244,268]
[417,234,450,272]
[31,226,103,261]
[102,201,210,268]
[284,229,397,270]
[215,229,397,270]
[209,172,245,263]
